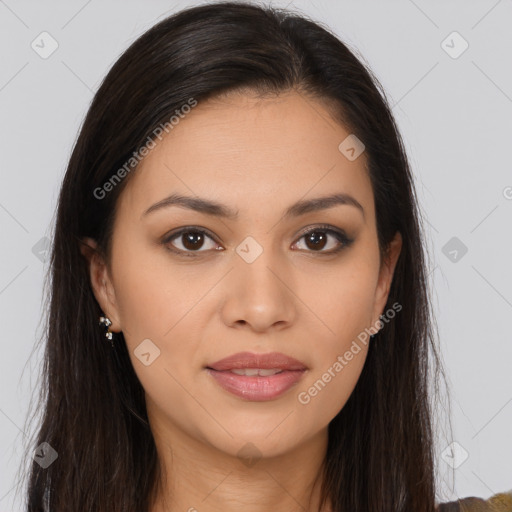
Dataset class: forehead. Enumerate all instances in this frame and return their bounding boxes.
[117,90,373,222]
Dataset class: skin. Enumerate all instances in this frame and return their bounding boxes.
[81,90,402,512]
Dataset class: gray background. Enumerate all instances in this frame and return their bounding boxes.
[1,0,511,509]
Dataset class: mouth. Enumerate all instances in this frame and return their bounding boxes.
[204,352,308,401]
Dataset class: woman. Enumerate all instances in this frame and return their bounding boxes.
[14,1,510,511]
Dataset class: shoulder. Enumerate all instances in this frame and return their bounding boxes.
[436,490,512,512]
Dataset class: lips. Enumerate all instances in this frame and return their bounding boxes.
[206,351,307,371]
[205,351,308,401]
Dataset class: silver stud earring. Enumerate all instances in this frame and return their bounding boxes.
[99,315,114,348]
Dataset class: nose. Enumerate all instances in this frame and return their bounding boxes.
[219,249,297,333]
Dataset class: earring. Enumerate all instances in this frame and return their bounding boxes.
[99,315,114,348]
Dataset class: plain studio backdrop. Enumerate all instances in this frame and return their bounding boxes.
[0,0,511,509]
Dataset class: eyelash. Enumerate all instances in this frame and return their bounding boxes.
[162,224,354,258]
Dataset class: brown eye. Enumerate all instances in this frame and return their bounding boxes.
[303,230,328,251]
[293,225,353,254]
[181,231,206,251]
[163,224,353,258]
[164,228,219,254]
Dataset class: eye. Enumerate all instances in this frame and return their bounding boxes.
[292,224,353,254]
[163,227,220,256]
[163,224,353,257]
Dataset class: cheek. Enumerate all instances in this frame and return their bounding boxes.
[296,330,370,427]
[110,242,208,386]
[111,237,199,340]
[112,253,205,424]
[294,258,376,420]
[313,260,379,340]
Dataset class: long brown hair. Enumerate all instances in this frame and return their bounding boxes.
[15,2,452,510]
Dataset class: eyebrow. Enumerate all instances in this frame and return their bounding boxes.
[141,192,365,221]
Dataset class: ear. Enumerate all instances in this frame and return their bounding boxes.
[79,237,122,333]
[372,231,402,328]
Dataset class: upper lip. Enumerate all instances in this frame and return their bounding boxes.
[206,351,307,371]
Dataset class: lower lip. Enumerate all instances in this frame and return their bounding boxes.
[206,368,306,401]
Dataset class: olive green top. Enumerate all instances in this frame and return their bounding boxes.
[437,490,512,511]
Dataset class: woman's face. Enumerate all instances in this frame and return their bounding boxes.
[84,90,401,460]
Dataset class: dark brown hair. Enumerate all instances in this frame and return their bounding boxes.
[15,1,452,510]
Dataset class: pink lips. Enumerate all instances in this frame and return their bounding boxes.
[205,351,307,401]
